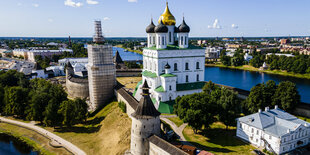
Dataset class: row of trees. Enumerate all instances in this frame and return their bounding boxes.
[220,50,246,67]
[245,80,300,114]
[0,70,88,127]
[174,80,301,133]
[266,55,310,74]
[174,82,241,133]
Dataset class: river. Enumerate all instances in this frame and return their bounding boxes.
[0,134,37,155]
[114,47,310,103]
[205,66,310,103]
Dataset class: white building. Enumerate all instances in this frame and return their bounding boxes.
[13,48,73,62]
[205,47,223,59]
[134,2,205,114]
[244,53,253,62]
[236,106,310,155]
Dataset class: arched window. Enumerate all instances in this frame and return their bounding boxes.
[174,63,178,71]
[186,75,189,82]
[185,62,189,70]
[196,62,200,69]
[169,96,172,101]
[158,36,160,45]
[153,36,155,44]
[197,74,199,81]
[169,85,172,91]
[169,32,172,42]
[149,36,151,44]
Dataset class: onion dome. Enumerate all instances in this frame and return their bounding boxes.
[155,20,168,33]
[132,80,161,119]
[146,19,156,33]
[178,18,190,33]
[158,2,176,26]
[165,63,171,69]
[174,26,179,33]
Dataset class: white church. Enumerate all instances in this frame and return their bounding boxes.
[134,2,206,113]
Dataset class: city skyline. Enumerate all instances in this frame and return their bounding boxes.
[1,0,310,37]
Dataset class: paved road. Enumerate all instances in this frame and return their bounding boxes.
[160,116,194,147]
[0,117,86,155]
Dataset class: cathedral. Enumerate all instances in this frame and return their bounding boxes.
[134,2,206,113]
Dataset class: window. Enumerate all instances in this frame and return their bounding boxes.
[256,130,259,135]
[149,36,151,44]
[252,128,254,133]
[186,75,189,82]
[185,62,189,70]
[174,63,178,71]
[196,62,200,69]
[158,36,160,45]
[181,36,184,45]
[196,74,199,81]
[169,32,172,42]
[169,96,172,101]
[185,36,187,45]
[169,85,172,91]
[269,135,272,140]
[162,36,165,45]
[153,36,155,44]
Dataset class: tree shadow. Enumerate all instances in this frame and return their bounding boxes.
[184,141,234,153]
[199,128,248,147]
[54,125,102,133]
[83,116,105,125]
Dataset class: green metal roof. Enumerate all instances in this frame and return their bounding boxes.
[158,100,175,114]
[133,80,142,97]
[142,70,157,78]
[160,73,177,78]
[176,82,205,91]
[144,44,203,51]
[155,86,165,92]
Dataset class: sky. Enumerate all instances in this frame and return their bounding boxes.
[0,0,310,37]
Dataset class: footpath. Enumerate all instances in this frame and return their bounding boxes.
[0,117,86,155]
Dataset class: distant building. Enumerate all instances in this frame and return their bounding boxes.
[13,48,73,62]
[236,106,310,155]
[205,47,223,59]
[280,39,290,45]
[244,53,253,62]
[266,53,295,57]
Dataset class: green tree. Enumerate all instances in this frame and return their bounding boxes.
[27,92,50,123]
[4,86,28,117]
[58,100,77,127]
[0,85,4,112]
[272,81,300,112]
[74,98,88,122]
[217,88,241,129]
[245,84,267,113]
[43,98,63,127]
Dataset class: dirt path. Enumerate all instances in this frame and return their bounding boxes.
[0,117,86,155]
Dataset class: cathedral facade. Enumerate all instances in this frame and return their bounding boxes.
[134,2,206,113]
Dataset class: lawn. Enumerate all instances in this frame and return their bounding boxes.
[183,122,255,155]
[296,116,310,123]
[167,117,184,127]
[44,102,132,155]
[117,77,142,90]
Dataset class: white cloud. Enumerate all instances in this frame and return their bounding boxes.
[208,19,221,29]
[86,0,99,5]
[103,17,111,21]
[32,4,39,7]
[64,0,83,7]
[128,0,138,2]
[48,19,54,23]
[231,24,238,29]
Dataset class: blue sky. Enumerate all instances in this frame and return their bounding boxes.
[0,0,310,37]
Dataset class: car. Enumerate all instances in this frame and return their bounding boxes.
[253,149,265,155]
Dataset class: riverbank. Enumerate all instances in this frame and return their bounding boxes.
[115,44,143,55]
[0,123,66,155]
[205,63,310,80]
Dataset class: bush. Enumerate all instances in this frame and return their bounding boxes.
[118,101,126,113]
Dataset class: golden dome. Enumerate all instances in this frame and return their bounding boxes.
[158,2,176,26]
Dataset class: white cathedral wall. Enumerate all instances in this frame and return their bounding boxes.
[148,142,171,155]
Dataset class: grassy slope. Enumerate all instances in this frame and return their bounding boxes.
[206,64,310,80]
[0,123,69,155]
[167,117,184,127]
[44,102,132,155]
[183,122,255,155]
[117,77,142,90]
